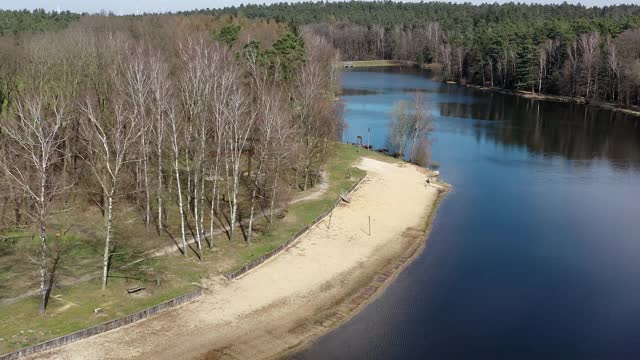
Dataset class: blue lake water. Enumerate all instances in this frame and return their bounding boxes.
[296,67,640,359]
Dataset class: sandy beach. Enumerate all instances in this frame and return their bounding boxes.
[29,157,447,360]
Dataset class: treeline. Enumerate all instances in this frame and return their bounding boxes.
[0,15,342,314]
[189,2,640,30]
[5,4,640,105]
[0,9,80,34]
[203,1,640,106]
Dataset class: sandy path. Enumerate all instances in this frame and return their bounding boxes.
[31,158,441,360]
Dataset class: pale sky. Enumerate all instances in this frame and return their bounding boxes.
[0,0,637,15]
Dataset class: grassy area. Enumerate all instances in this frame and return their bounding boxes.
[0,278,197,351]
[0,142,383,355]
[420,63,443,70]
[349,146,403,165]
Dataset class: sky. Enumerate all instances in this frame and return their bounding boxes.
[0,0,637,15]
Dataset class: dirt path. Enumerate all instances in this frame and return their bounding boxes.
[289,171,328,205]
[30,158,443,360]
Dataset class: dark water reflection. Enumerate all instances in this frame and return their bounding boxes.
[440,97,640,169]
[296,67,640,359]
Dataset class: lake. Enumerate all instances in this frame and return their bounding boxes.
[295,67,640,359]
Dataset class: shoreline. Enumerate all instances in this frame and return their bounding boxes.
[465,84,640,118]
[278,182,450,359]
[341,60,441,70]
[27,157,450,360]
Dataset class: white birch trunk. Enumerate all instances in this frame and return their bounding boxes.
[247,160,264,243]
[193,174,203,259]
[157,144,163,232]
[142,133,151,229]
[38,174,48,315]
[171,131,187,255]
[102,191,114,290]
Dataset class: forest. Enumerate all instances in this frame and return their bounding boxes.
[0,13,343,325]
[0,9,79,34]
[200,2,640,107]
[4,4,640,106]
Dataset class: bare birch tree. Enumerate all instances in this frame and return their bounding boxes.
[245,50,287,242]
[167,101,188,255]
[455,46,465,81]
[537,47,547,94]
[566,40,579,97]
[440,44,453,80]
[178,37,214,258]
[389,92,433,164]
[0,95,66,314]
[223,82,254,239]
[80,96,142,290]
[122,45,152,229]
[294,60,322,191]
[149,53,170,233]
[606,38,621,102]
[579,32,601,98]
[426,22,442,63]
[208,47,235,247]
[487,56,495,87]
[388,100,413,158]
[409,92,433,164]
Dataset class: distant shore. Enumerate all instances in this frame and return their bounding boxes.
[28,156,450,360]
[464,85,640,118]
[341,59,441,69]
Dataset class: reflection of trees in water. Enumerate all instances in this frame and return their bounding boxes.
[440,94,640,170]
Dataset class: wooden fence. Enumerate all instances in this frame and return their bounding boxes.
[225,175,366,280]
[0,287,203,360]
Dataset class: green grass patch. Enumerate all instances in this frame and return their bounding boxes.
[0,276,196,354]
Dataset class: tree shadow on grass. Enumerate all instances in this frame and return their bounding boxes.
[43,251,61,311]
